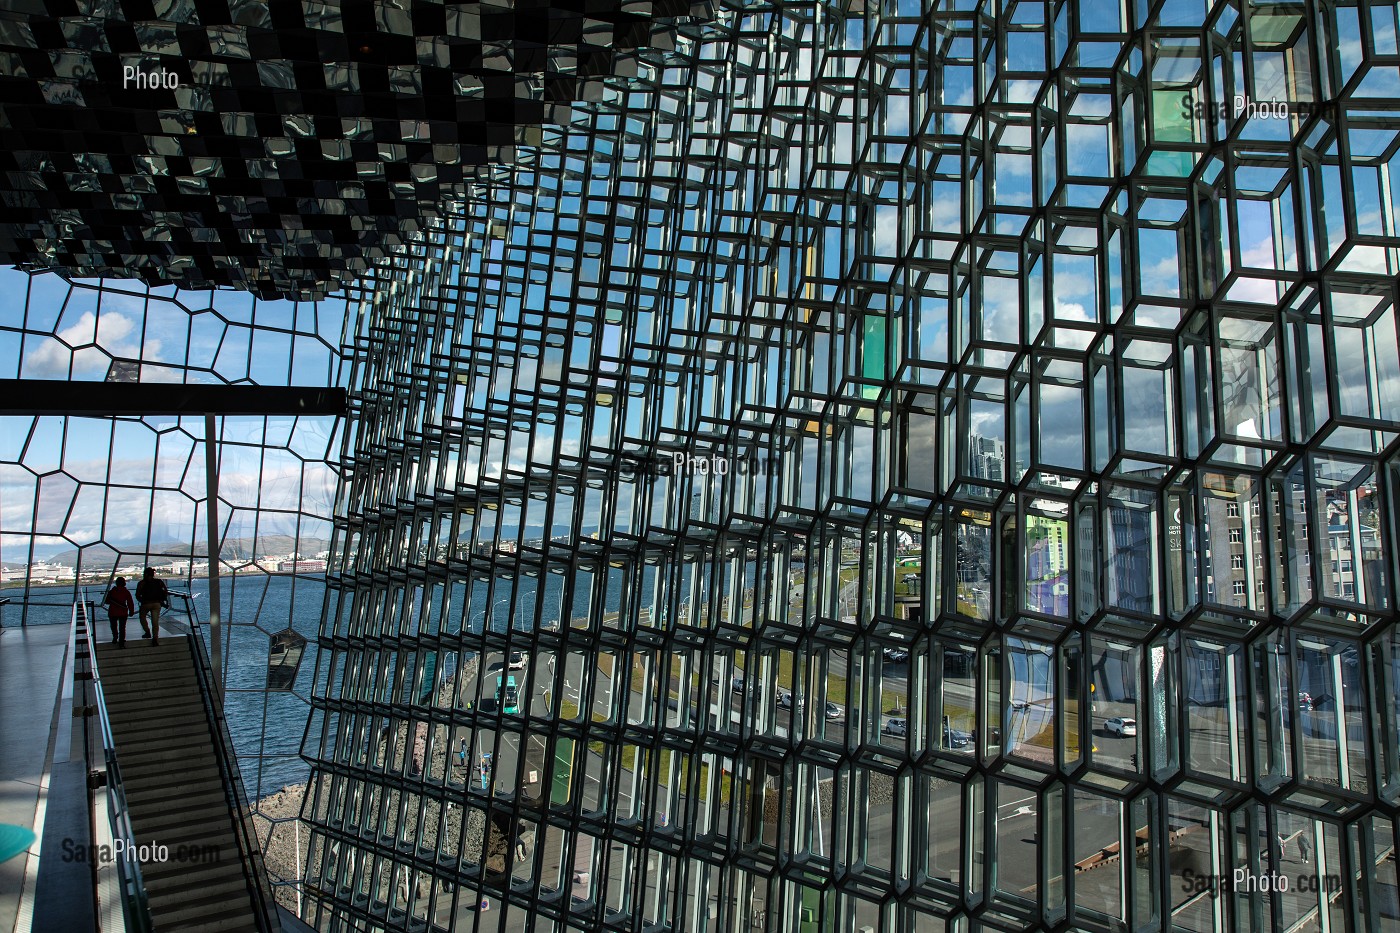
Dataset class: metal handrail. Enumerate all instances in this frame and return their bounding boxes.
[75,598,154,932]
[185,627,282,933]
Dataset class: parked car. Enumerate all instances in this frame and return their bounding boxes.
[882,647,909,663]
[1105,716,1137,737]
[884,717,907,736]
[968,727,1001,745]
[733,675,763,694]
[775,690,802,711]
[944,726,971,748]
[507,650,528,670]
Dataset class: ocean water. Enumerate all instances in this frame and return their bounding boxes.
[5,561,747,797]
[5,575,324,798]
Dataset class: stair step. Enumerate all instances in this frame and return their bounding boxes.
[147,878,256,920]
[129,788,229,818]
[132,807,235,837]
[112,746,220,769]
[177,914,262,933]
[140,834,240,880]
[104,697,203,718]
[119,763,222,787]
[100,647,191,657]
[152,898,263,929]
[98,652,193,667]
[108,708,207,728]
[115,740,218,760]
[147,881,255,917]
[143,859,242,894]
[117,755,221,778]
[111,719,211,740]
[118,768,223,795]
[103,681,201,702]
[104,695,203,712]
[95,659,191,675]
[102,678,200,695]
[94,649,188,665]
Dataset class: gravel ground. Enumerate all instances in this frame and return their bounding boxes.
[253,656,488,913]
[252,783,309,912]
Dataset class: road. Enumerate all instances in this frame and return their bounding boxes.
[421,623,1360,932]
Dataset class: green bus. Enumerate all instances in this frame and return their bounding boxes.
[495,674,520,714]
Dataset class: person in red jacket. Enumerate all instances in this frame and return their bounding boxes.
[104,577,135,647]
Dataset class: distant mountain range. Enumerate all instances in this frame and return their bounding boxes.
[9,536,331,568]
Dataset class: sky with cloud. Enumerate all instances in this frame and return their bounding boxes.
[0,267,344,564]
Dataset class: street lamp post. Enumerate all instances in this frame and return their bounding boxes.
[485,596,510,633]
[1273,643,1288,780]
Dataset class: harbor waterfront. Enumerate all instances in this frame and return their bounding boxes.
[4,569,639,798]
[5,574,324,798]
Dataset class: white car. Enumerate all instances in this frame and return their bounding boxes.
[884,717,907,736]
[1105,716,1137,737]
[775,690,801,711]
[733,675,763,694]
[507,650,528,670]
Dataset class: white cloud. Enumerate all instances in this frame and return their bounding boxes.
[1053,300,1095,323]
[1139,255,1182,298]
[968,409,1001,434]
[24,311,162,379]
[1005,80,1042,104]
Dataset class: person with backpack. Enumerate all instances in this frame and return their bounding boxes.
[135,567,169,646]
[104,577,135,647]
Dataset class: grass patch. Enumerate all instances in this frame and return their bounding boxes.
[1022,698,1083,751]
[576,741,731,806]
[678,758,733,806]
[733,652,847,698]
[559,698,609,755]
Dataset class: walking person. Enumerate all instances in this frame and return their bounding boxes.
[134,567,168,646]
[1298,831,1311,864]
[104,577,135,647]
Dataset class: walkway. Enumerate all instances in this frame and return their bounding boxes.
[0,623,70,933]
[94,638,269,931]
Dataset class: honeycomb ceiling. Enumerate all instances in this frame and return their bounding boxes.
[0,0,705,299]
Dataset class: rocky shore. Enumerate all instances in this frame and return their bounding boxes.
[252,783,310,912]
[251,654,490,913]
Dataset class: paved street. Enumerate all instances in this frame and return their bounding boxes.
[422,619,1367,932]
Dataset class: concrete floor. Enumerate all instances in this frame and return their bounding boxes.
[0,623,70,933]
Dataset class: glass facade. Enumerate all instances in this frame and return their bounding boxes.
[0,270,344,908]
[305,0,1400,930]
[2,0,1399,929]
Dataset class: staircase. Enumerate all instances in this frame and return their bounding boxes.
[93,638,266,932]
